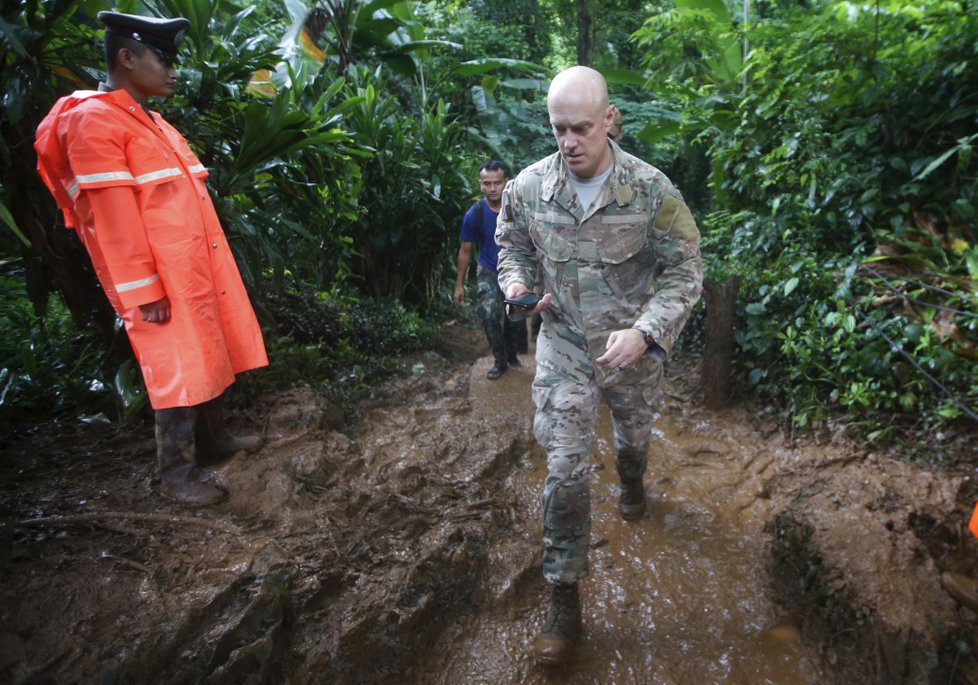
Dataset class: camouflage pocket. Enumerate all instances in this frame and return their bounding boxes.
[542,475,590,532]
[531,379,555,448]
[595,218,646,264]
[529,211,575,262]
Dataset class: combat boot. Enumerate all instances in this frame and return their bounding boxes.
[618,477,646,521]
[195,395,261,467]
[532,582,581,666]
[156,407,227,507]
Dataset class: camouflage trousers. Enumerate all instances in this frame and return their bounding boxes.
[475,266,522,365]
[532,339,661,585]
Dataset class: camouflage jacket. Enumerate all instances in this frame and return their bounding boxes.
[495,142,703,385]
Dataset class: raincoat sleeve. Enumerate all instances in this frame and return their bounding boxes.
[63,112,166,310]
[494,179,537,295]
[970,500,978,539]
[632,187,703,356]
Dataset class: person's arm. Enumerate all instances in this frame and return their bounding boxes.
[63,109,167,316]
[495,179,552,314]
[632,188,703,354]
[82,185,168,314]
[596,187,703,371]
[454,241,473,304]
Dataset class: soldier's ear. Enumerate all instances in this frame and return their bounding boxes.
[117,47,136,70]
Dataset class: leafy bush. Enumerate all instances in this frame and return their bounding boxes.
[667,0,978,439]
[233,289,437,407]
[0,270,112,428]
[337,64,470,306]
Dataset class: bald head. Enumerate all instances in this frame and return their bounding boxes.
[546,66,615,178]
[547,66,609,113]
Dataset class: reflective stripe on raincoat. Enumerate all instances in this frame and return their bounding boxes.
[35,88,267,409]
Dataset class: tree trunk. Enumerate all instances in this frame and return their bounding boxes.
[575,0,591,65]
[701,276,740,409]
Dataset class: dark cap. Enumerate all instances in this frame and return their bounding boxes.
[98,11,190,63]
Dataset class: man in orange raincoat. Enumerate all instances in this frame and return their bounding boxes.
[34,11,268,507]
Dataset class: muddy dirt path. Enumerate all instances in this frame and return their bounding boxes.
[1,323,976,684]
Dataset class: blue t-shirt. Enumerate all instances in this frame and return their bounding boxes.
[459,198,501,275]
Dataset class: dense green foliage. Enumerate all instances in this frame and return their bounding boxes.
[1,0,976,449]
[635,0,978,441]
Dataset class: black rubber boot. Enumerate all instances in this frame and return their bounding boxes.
[156,407,227,507]
[941,572,978,613]
[533,582,581,666]
[195,395,261,467]
[486,364,507,380]
[618,477,646,521]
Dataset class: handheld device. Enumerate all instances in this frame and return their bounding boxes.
[503,292,542,310]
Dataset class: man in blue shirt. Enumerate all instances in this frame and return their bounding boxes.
[454,160,523,379]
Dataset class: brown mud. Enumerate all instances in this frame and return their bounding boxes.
[1,321,977,684]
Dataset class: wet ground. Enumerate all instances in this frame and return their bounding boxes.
[1,321,977,684]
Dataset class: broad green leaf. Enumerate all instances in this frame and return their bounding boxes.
[636,120,682,145]
[454,58,541,77]
[0,202,30,247]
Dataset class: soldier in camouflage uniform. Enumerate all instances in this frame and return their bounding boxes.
[495,66,703,666]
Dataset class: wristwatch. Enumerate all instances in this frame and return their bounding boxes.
[636,329,655,349]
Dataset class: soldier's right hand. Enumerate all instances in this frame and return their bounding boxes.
[505,285,552,315]
[139,296,171,323]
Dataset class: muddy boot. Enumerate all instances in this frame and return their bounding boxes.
[156,407,227,507]
[616,447,648,521]
[941,572,978,613]
[618,477,646,521]
[195,395,261,467]
[533,582,581,666]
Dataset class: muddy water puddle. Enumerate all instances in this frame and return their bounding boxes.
[421,353,822,684]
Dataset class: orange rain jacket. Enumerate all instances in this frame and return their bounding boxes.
[35,88,268,409]
[970,501,978,539]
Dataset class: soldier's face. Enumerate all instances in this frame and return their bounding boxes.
[479,169,506,204]
[126,46,178,99]
[548,99,614,178]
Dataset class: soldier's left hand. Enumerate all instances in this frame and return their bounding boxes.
[596,329,647,371]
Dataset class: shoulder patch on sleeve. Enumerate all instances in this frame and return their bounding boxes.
[500,192,514,221]
[653,194,700,242]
